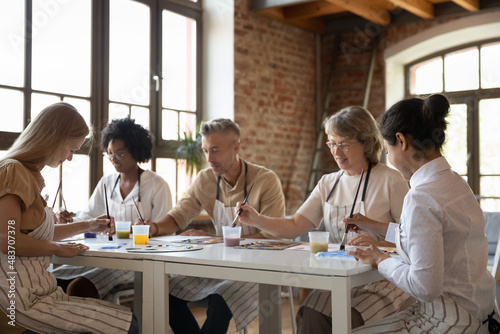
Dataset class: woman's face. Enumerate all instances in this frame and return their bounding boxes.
[327,134,367,175]
[105,139,138,174]
[384,139,412,181]
[49,137,86,168]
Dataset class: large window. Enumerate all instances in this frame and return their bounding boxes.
[0,0,202,210]
[407,40,500,210]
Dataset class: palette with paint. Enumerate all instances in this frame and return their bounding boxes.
[171,237,224,244]
[126,244,203,253]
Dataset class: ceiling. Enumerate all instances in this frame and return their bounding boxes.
[252,0,496,33]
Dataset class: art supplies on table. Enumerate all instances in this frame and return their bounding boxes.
[125,244,203,253]
[235,240,302,250]
[315,250,355,260]
[172,237,224,244]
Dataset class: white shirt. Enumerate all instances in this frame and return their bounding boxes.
[77,170,172,222]
[297,163,408,227]
[379,157,496,321]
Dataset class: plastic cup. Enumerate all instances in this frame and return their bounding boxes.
[223,226,241,247]
[116,221,131,239]
[132,225,150,245]
[308,231,329,253]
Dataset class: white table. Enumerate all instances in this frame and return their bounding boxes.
[53,235,384,334]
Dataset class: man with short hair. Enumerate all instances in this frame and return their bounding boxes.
[145,118,285,333]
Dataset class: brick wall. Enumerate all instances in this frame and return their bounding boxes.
[234,1,477,213]
[234,0,316,214]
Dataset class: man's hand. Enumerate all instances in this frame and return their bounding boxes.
[180,229,213,236]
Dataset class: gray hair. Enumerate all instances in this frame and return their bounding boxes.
[324,106,383,164]
[199,118,240,139]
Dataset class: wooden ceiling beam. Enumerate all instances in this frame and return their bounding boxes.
[283,1,345,20]
[256,8,327,33]
[388,0,434,18]
[325,0,391,25]
[452,0,479,11]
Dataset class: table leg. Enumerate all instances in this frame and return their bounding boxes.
[141,262,155,334]
[259,284,282,334]
[153,261,168,334]
[331,277,351,334]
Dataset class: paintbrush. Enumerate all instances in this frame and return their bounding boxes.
[230,183,255,227]
[51,180,62,210]
[132,197,144,224]
[104,184,113,241]
[339,168,365,251]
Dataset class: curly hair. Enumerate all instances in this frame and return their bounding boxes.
[100,118,153,163]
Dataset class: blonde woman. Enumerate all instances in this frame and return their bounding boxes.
[0,102,137,333]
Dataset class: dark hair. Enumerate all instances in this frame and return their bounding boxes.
[100,118,153,163]
[380,94,450,153]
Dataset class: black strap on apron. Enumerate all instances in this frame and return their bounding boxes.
[110,168,143,201]
[217,161,248,201]
[326,163,372,203]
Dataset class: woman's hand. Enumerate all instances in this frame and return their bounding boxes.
[56,208,75,224]
[347,232,378,247]
[180,229,213,236]
[346,244,390,269]
[87,215,112,233]
[344,213,387,236]
[235,202,261,227]
[52,242,89,258]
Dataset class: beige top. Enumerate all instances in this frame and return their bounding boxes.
[168,159,286,235]
[0,159,47,232]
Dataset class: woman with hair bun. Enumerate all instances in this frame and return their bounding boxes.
[346,94,500,333]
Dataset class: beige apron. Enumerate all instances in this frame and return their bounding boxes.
[0,207,132,333]
[353,222,486,333]
[169,165,261,331]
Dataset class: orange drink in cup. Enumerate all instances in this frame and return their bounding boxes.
[132,225,150,245]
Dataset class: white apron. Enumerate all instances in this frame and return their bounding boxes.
[298,166,414,331]
[0,207,132,333]
[51,173,143,297]
[353,227,489,334]
[170,167,261,331]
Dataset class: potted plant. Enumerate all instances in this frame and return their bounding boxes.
[176,122,205,178]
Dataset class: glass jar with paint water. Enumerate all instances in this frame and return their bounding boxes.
[223,226,241,247]
[308,231,329,253]
[115,221,131,239]
[132,225,150,245]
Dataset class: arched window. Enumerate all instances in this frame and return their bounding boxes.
[405,40,500,210]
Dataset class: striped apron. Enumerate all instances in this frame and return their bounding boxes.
[51,198,138,298]
[297,169,413,332]
[169,197,260,331]
[353,231,491,334]
[0,207,132,333]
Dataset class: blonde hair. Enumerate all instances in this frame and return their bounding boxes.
[3,102,90,183]
[324,106,383,164]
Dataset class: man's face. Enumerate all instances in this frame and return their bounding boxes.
[202,132,240,177]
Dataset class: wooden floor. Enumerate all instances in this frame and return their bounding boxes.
[190,294,300,334]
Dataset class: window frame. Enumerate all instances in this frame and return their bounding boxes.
[405,38,500,201]
[0,0,203,208]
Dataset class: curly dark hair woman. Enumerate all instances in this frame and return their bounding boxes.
[100,117,154,163]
